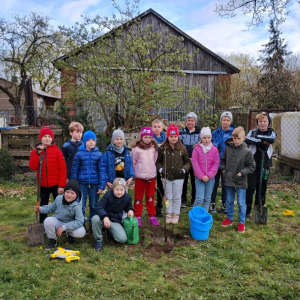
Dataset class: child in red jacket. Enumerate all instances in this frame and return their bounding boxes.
[29,128,67,223]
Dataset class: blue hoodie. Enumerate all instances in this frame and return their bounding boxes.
[212,124,235,169]
[103,144,134,184]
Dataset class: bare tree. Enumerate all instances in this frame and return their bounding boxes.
[214,0,296,29]
[0,12,59,122]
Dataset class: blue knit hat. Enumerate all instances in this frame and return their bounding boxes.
[83,130,97,144]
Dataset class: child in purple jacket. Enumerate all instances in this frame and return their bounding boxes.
[192,127,219,211]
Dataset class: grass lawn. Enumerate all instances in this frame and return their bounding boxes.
[0,180,300,299]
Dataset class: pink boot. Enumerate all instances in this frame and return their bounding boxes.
[137,217,142,226]
[149,216,160,226]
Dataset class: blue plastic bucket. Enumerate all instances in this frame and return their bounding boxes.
[188,211,213,241]
[189,206,207,217]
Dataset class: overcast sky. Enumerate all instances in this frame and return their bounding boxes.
[2,0,300,56]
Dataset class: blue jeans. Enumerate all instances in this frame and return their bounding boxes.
[80,184,99,223]
[224,186,246,224]
[194,177,215,211]
[211,169,226,205]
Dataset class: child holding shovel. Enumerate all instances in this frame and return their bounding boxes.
[29,128,67,223]
[156,125,191,224]
[245,112,276,220]
[34,180,86,250]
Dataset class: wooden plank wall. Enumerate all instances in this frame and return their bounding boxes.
[141,14,227,72]
[0,128,63,167]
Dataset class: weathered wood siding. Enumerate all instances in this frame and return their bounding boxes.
[140,13,228,72]
[170,73,218,111]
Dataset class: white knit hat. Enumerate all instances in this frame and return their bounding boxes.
[220,111,233,122]
[200,127,211,138]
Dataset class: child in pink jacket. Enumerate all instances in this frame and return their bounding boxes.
[131,127,159,226]
[192,127,219,211]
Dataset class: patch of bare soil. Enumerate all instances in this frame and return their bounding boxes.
[127,222,196,259]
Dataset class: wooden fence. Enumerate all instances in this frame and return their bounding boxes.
[0,128,63,167]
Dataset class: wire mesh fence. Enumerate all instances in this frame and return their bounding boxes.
[1,105,300,183]
[248,109,300,183]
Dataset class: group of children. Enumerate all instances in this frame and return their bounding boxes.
[29,111,276,250]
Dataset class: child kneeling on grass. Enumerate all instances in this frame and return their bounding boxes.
[34,180,86,250]
[92,178,134,251]
[221,127,256,233]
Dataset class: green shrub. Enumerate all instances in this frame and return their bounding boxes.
[96,134,111,153]
[0,149,16,180]
[11,173,36,186]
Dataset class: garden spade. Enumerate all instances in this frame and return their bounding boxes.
[253,146,268,224]
[28,154,44,246]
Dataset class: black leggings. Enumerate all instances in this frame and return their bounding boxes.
[156,171,164,209]
[182,167,196,201]
[246,169,268,215]
[40,185,58,223]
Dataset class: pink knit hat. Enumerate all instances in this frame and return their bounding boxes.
[140,127,153,138]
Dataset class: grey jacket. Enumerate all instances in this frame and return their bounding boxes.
[221,139,256,189]
[40,195,84,231]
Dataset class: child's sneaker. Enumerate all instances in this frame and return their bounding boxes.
[166,214,172,224]
[238,223,245,233]
[221,203,227,213]
[245,214,250,220]
[94,240,103,251]
[149,217,160,226]
[137,217,142,226]
[210,203,217,213]
[45,239,57,250]
[171,213,179,224]
[221,218,233,227]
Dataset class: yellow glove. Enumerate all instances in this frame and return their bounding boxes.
[282,209,295,217]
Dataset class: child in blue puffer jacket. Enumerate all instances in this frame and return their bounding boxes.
[104,129,134,192]
[71,131,107,233]
[211,112,235,213]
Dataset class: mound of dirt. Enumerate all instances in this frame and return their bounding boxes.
[127,222,196,259]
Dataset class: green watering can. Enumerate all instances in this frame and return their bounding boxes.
[123,217,139,244]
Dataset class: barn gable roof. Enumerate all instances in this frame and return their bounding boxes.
[54,8,240,74]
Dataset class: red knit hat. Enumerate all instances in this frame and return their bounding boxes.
[167,124,179,137]
[39,128,54,141]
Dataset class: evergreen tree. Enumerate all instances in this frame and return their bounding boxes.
[257,20,298,109]
[259,19,291,71]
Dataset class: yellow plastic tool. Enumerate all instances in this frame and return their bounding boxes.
[51,247,80,262]
[66,255,80,263]
[282,209,295,217]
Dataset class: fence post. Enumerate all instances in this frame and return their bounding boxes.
[248,110,252,132]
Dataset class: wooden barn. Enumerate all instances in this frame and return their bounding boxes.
[55,9,239,121]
